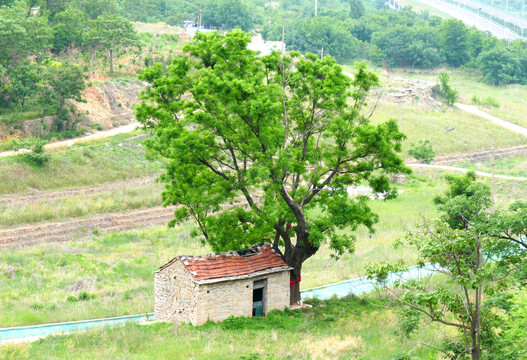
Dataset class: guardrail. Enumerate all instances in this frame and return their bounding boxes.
[440,0,527,38]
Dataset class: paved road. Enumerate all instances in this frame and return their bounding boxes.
[0,122,141,158]
[455,103,527,137]
[409,163,527,181]
[460,0,527,29]
[412,0,522,39]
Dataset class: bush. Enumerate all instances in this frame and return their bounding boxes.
[78,291,95,301]
[432,72,458,106]
[67,296,78,303]
[18,139,51,167]
[408,140,435,164]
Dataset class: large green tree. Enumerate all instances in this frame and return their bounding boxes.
[135,30,409,303]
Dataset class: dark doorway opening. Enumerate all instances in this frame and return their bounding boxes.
[252,280,266,317]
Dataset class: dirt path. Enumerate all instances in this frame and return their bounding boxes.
[409,163,527,181]
[455,103,527,137]
[0,122,141,158]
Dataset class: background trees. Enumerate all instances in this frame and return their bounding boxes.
[85,13,137,74]
[135,30,409,304]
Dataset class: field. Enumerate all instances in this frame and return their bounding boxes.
[0,177,442,328]
[0,63,526,359]
[381,69,527,129]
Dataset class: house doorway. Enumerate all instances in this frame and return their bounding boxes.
[252,280,266,317]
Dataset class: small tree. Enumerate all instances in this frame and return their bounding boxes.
[85,13,137,74]
[408,139,435,164]
[40,61,86,118]
[12,60,41,110]
[432,72,458,106]
[366,172,526,359]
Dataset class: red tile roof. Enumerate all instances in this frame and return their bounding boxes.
[159,243,290,282]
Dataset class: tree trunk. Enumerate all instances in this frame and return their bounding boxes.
[109,49,114,75]
[283,243,318,305]
[470,327,481,360]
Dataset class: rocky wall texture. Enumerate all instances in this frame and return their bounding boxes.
[154,260,199,324]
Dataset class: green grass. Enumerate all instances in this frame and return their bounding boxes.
[369,99,526,157]
[0,132,162,195]
[0,296,444,360]
[0,182,163,227]
[378,69,527,129]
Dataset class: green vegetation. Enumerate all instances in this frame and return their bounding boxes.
[0,296,445,360]
[367,172,527,358]
[0,133,162,195]
[0,183,162,226]
[432,72,458,106]
[456,155,527,178]
[372,68,527,128]
[0,177,443,328]
[408,139,435,163]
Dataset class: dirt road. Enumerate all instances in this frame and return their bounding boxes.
[455,103,527,137]
[409,163,527,181]
[0,122,142,158]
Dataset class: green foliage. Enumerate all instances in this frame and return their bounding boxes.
[136,30,409,300]
[349,0,365,19]
[78,291,95,301]
[439,19,470,67]
[67,295,78,303]
[18,139,51,167]
[84,13,137,74]
[478,47,522,85]
[0,1,53,69]
[201,0,256,31]
[40,61,87,114]
[52,7,89,52]
[367,172,527,357]
[278,17,361,62]
[432,72,458,106]
[408,140,435,164]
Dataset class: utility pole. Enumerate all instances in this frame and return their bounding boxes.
[321,47,324,59]
[315,0,318,16]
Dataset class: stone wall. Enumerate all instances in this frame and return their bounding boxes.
[195,270,290,325]
[154,260,199,324]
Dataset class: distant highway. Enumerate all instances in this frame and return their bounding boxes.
[412,0,523,40]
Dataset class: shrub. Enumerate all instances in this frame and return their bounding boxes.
[18,139,51,167]
[78,291,95,301]
[471,95,500,108]
[432,72,458,106]
[67,296,78,303]
[408,140,435,164]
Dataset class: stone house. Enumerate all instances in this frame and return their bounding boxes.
[154,243,292,325]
